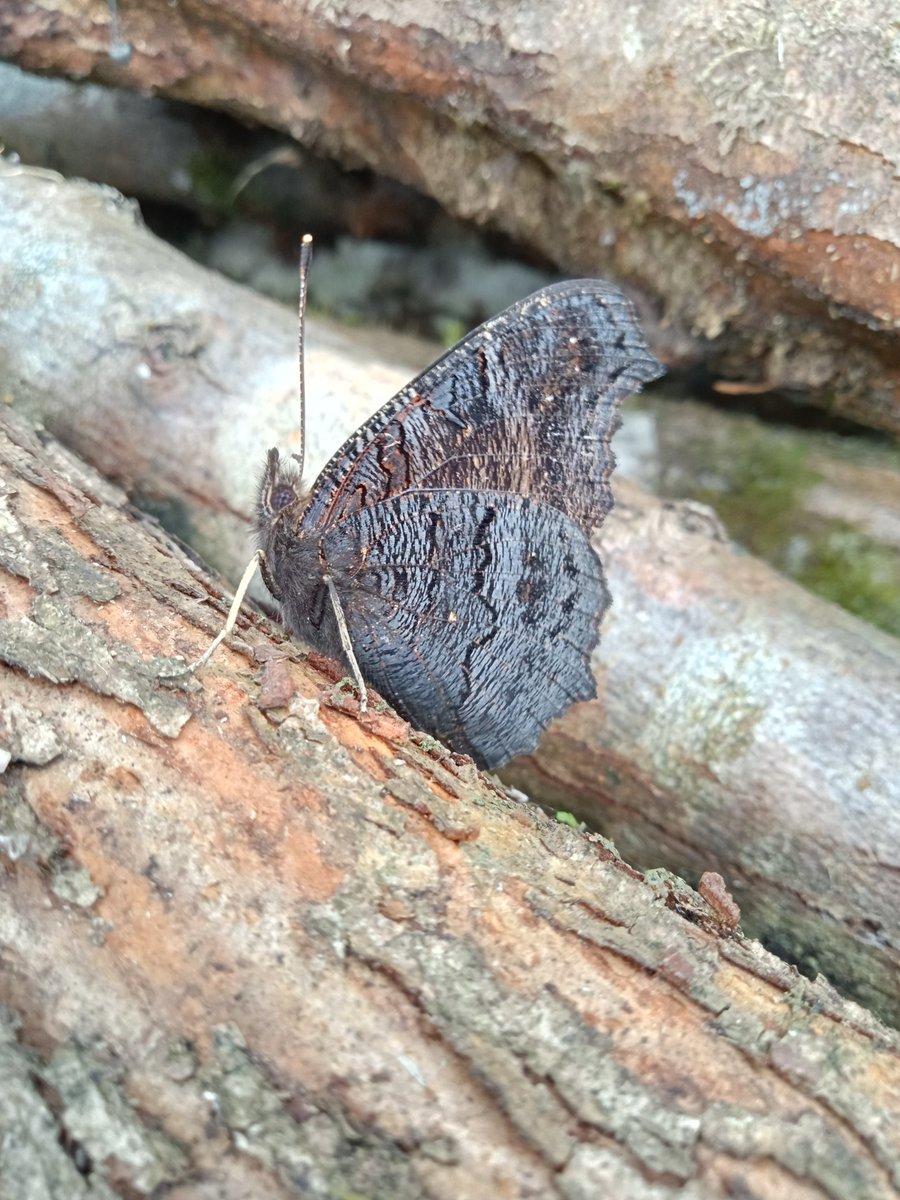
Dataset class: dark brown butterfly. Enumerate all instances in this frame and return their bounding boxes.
[248,269,662,769]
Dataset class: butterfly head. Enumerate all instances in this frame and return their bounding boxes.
[257,447,305,530]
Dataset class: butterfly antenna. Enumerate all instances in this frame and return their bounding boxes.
[293,232,313,479]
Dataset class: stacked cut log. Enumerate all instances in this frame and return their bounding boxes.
[1,0,898,433]
[1,163,899,1196]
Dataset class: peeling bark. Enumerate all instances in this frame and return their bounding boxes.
[0,0,898,431]
[1,163,898,1033]
[1,405,899,1198]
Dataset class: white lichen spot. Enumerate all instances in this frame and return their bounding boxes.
[397,1055,427,1088]
[621,23,643,62]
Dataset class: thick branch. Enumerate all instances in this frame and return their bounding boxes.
[1,405,899,1198]
[1,1,898,431]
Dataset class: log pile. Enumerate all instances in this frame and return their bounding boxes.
[2,163,898,1037]
[1,5,899,1189]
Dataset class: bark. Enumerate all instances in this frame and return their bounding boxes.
[2,403,900,1199]
[506,496,900,1025]
[0,159,403,587]
[1,162,899,1032]
[618,397,900,638]
[1,0,899,433]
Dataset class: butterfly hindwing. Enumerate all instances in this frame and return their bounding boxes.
[299,280,662,535]
[319,488,608,768]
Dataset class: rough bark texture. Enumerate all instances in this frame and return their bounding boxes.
[1,0,899,433]
[3,404,900,1199]
[1,163,898,1033]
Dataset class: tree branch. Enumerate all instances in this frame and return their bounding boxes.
[1,1,898,430]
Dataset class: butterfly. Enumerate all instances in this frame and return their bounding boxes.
[247,269,663,769]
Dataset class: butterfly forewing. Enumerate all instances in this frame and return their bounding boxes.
[298,280,662,534]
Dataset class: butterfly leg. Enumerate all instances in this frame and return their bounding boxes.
[164,549,264,675]
[323,574,368,712]
[258,549,283,602]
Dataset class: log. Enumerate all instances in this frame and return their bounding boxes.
[2,403,900,1199]
[1,1,898,433]
[1,161,898,1032]
[616,397,900,641]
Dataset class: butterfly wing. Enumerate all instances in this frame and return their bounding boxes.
[299,280,663,534]
[319,488,608,768]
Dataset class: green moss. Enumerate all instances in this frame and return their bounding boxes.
[187,152,240,210]
[414,734,445,755]
[331,677,365,705]
[434,317,467,349]
[795,529,900,637]
[642,398,900,637]
[555,810,580,828]
[690,433,819,562]
[710,434,900,635]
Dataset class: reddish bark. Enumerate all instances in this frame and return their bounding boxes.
[2,405,899,1199]
[1,162,898,1032]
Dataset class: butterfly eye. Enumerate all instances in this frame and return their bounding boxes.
[270,484,295,512]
